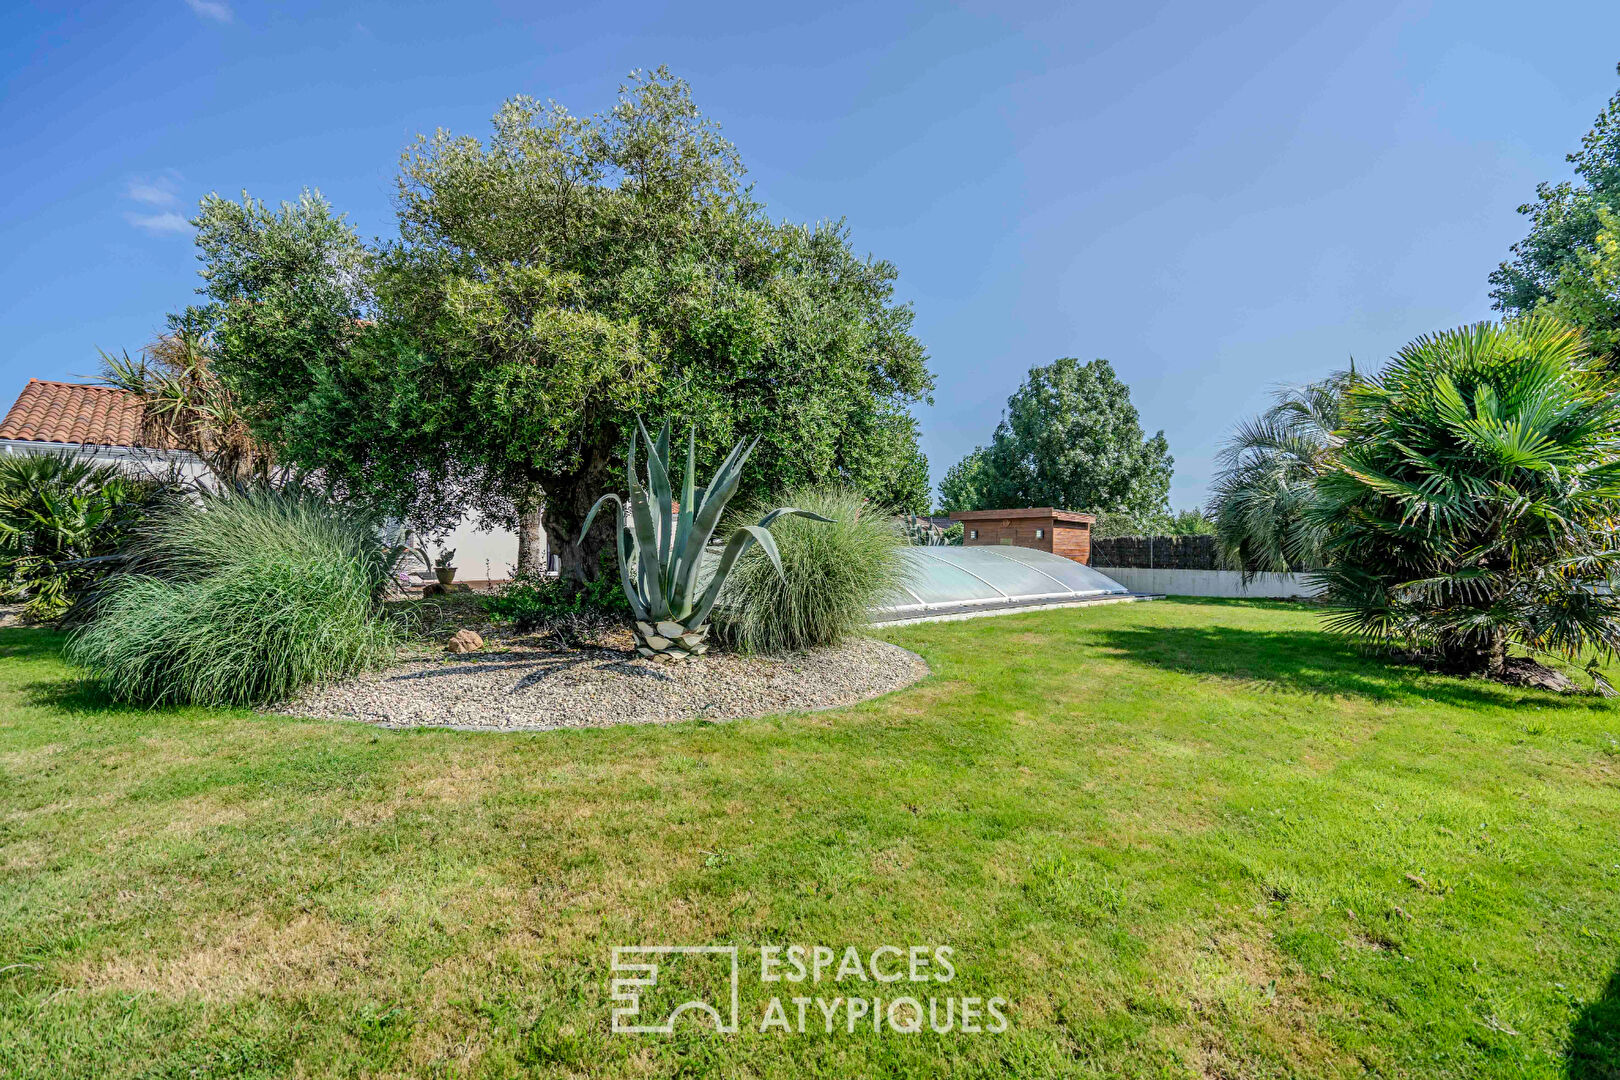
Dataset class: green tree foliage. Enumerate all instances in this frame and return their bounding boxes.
[1088,508,1211,539]
[1312,318,1620,682]
[195,69,933,585]
[936,447,991,515]
[1207,371,1348,575]
[1166,507,1217,536]
[1541,204,1620,360]
[189,191,477,534]
[1491,63,1620,362]
[937,358,1172,520]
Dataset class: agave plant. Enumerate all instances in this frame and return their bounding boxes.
[581,421,832,660]
[902,512,948,546]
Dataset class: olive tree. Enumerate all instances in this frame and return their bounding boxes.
[195,69,933,584]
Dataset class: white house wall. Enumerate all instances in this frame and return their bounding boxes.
[3,439,528,584]
[0,438,212,482]
[439,515,523,584]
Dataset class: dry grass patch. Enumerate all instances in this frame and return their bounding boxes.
[68,911,375,1000]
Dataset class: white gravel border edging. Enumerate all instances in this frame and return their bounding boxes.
[273,636,928,732]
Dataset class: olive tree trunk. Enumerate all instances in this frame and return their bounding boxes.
[537,444,618,595]
[515,493,545,577]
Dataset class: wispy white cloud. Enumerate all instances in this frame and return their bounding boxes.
[183,0,232,23]
[126,174,180,207]
[123,172,190,235]
[126,210,193,236]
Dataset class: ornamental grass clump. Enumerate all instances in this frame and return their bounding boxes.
[715,485,908,654]
[67,487,402,706]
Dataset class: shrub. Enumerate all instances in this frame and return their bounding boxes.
[0,451,163,622]
[714,485,906,654]
[1313,317,1620,681]
[66,487,401,706]
[482,552,630,631]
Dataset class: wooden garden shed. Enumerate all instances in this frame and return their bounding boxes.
[948,508,1096,565]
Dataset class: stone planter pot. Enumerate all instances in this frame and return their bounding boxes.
[435,566,458,586]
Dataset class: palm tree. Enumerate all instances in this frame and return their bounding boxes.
[1208,370,1350,576]
[1312,317,1620,683]
[0,452,158,620]
[96,310,277,486]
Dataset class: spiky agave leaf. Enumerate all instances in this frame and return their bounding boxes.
[577,420,834,656]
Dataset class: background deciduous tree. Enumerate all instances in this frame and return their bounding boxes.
[937,357,1172,521]
[1491,62,1620,363]
[936,446,991,514]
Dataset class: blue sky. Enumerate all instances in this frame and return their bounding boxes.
[4,1,1618,508]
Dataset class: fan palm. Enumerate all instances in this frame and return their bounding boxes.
[1208,370,1350,575]
[1312,317,1620,684]
[0,452,158,620]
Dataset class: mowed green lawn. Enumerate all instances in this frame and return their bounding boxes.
[1,598,1617,1079]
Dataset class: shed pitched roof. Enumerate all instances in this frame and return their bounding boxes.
[949,507,1097,524]
[0,379,174,449]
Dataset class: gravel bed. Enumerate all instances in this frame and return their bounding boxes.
[274,636,928,731]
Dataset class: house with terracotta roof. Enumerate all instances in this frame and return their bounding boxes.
[0,379,201,471]
[1,379,526,584]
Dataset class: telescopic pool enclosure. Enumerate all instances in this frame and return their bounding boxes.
[875,546,1147,624]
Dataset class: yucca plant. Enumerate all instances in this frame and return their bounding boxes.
[1312,317,1620,686]
[580,420,831,660]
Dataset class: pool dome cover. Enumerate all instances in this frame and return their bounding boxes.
[879,546,1129,621]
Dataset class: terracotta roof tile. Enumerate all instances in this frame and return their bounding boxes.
[0,379,176,449]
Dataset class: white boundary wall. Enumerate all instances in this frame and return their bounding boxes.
[1093,567,1322,599]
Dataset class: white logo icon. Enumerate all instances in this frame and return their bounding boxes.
[610,945,740,1034]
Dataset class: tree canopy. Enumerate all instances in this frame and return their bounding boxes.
[937,357,1172,521]
[1491,63,1620,362]
[187,69,934,582]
